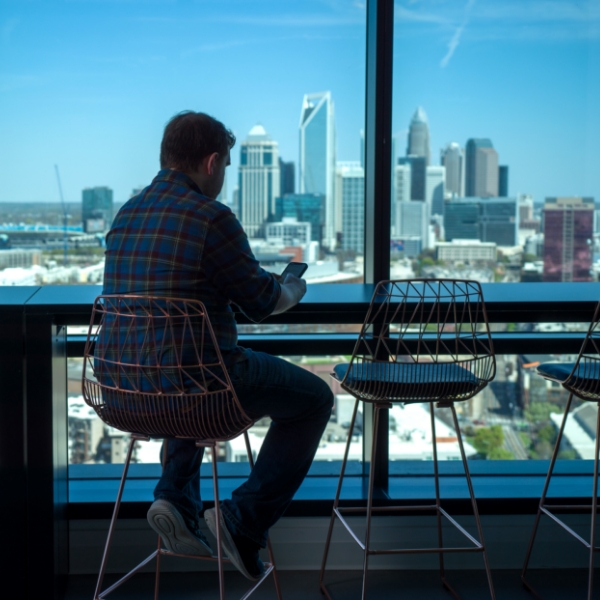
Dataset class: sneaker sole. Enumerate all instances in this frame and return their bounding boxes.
[204,508,262,582]
[147,500,212,556]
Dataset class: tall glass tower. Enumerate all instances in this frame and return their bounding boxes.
[299,91,336,250]
[465,138,499,198]
[407,106,430,165]
[238,125,280,238]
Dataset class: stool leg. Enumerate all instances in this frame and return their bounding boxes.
[244,432,283,600]
[210,445,226,600]
[319,398,360,591]
[361,403,383,600]
[430,404,446,578]
[451,404,496,600]
[94,436,137,600]
[521,392,574,593]
[153,439,169,600]
[587,402,600,600]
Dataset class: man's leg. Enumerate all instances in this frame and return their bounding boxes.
[148,439,212,555]
[220,349,334,547]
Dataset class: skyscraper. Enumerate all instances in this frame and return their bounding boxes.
[426,166,445,216]
[543,197,594,282]
[444,197,518,246]
[398,156,426,202]
[238,124,280,238]
[440,143,465,198]
[393,163,411,236]
[499,165,509,197]
[299,91,336,249]
[406,106,430,164]
[82,186,113,233]
[337,161,364,255]
[279,158,295,196]
[465,139,499,198]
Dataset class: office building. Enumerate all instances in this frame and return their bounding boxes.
[266,218,312,247]
[436,240,497,263]
[82,186,113,233]
[279,158,295,196]
[393,163,411,236]
[238,124,280,238]
[337,162,364,255]
[426,166,445,216]
[444,197,518,246]
[465,139,499,198]
[299,91,336,250]
[406,106,430,164]
[499,165,509,197]
[398,200,430,252]
[398,156,426,202]
[275,193,324,244]
[543,196,594,282]
[440,143,465,198]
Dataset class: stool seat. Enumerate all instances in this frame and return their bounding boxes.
[537,362,600,399]
[333,361,480,402]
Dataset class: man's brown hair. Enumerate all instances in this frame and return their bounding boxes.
[160,111,236,172]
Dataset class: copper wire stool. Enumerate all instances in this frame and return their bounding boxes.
[319,279,497,600]
[82,295,282,600]
[522,299,600,600]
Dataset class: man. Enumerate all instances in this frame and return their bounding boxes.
[102,111,333,580]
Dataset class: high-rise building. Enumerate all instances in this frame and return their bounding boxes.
[279,158,295,196]
[238,124,280,238]
[398,156,426,202]
[275,193,324,244]
[406,106,430,165]
[398,201,430,250]
[499,165,509,197]
[393,163,411,236]
[465,139,499,198]
[444,197,518,246]
[82,186,113,233]
[543,197,594,282]
[440,143,464,198]
[299,91,336,249]
[337,162,364,255]
[426,166,445,216]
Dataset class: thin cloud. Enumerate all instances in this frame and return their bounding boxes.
[440,0,476,69]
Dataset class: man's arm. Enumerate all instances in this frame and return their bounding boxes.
[271,273,307,315]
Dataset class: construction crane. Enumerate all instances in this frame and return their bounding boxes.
[54,165,69,266]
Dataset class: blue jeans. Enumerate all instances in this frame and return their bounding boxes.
[153,349,334,547]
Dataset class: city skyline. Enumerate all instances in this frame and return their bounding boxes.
[1,1,598,208]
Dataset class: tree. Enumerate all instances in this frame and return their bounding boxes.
[488,447,514,460]
[473,425,504,457]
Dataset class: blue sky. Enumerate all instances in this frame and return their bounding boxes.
[1,0,599,209]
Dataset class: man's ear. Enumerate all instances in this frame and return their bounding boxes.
[203,152,220,176]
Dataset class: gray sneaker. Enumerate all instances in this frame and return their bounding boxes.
[147,499,212,556]
[204,507,265,581]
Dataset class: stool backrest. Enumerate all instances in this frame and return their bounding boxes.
[563,300,600,399]
[82,295,253,442]
[343,279,495,394]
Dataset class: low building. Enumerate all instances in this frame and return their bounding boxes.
[436,240,497,262]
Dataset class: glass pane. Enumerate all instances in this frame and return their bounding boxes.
[69,353,362,470]
[1,1,366,285]
[391,0,600,284]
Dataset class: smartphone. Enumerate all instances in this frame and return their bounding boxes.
[281,261,308,279]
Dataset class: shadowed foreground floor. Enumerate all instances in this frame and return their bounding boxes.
[64,569,597,599]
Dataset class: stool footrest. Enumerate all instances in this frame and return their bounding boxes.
[540,506,597,550]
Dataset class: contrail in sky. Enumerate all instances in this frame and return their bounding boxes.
[440,0,476,68]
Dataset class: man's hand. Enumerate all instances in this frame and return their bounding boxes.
[271,273,307,315]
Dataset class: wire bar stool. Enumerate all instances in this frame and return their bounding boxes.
[82,294,282,600]
[319,279,496,600]
[522,299,600,600]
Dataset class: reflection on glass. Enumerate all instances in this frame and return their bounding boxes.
[69,350,592,465]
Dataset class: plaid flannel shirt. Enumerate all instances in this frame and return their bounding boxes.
[100,169,281,375]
